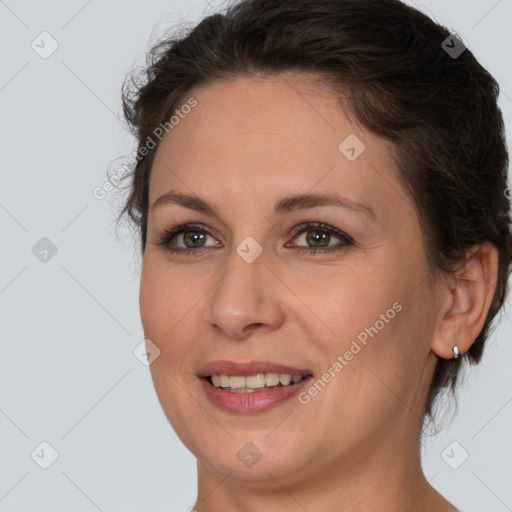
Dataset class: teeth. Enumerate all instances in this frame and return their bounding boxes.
[209,373,307,390]
[245,374,266,388]
[279,373,292,385]
[229,375,246,388]
[265,373,280,387]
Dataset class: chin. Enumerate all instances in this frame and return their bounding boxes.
[189,429,319,484]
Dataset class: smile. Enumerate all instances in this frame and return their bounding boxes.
[208,373,307,392]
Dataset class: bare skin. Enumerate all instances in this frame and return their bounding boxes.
[139,71,497,512]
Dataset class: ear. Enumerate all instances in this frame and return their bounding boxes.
[431,242,499,359]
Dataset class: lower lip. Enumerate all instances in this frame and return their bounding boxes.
[199,377,313,413]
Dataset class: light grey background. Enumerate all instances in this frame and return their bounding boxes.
[1,1,511,511]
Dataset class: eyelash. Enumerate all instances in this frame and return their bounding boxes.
[152,222,354,257]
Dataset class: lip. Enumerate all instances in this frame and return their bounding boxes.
[197,360,313,378]
[199,374,313,413]
[197,360,314,414]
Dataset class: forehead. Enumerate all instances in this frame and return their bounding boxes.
[149,73,405,225]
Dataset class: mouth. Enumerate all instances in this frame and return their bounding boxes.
[197,360,314,413]
[203,372,311,393]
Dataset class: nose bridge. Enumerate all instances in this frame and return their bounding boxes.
[204,243,284,337]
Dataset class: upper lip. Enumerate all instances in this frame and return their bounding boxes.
[197,360,313,378]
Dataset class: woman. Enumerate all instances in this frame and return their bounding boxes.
[117,0,511,510]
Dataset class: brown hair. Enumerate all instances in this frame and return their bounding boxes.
[117,0,512,420]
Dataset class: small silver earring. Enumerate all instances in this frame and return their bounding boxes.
[453,345,460,359]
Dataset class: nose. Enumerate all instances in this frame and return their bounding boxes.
[203,249,285,340]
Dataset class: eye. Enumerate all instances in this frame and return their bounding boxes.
[153,223,219,256]
[287,222,353,255]
[152,221,354,256]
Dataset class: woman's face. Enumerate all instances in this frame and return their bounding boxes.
[140,72,441,484]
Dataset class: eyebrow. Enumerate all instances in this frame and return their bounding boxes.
[150,190,376,221]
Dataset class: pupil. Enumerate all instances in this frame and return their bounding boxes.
[307,230,329,247]
[185,231,205,247]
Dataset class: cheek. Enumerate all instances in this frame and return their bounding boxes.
[139,262,202,431]
[140,256,190,327]
[300,263,400,349]
[325,300,431,432]
[139,259,194,361]
[304,267,420,414]
[139,262,165,338]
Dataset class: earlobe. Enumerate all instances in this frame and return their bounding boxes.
[430,242,499,360]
